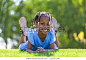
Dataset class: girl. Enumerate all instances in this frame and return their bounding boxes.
[19,12,59,52]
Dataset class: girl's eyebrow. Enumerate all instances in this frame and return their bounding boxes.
[40,21,44,23]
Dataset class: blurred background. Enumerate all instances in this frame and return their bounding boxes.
[0,0,86,49]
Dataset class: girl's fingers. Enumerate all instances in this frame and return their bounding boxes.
[37,47,44,51]
[37,47,40,49]
[36,49,40,52]
[36,48,45,52]
[37,47,43,49]
[38,47,42,48]
[39,49,46,52]
[37,47,42,50]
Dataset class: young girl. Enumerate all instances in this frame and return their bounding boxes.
[19,12,59,52]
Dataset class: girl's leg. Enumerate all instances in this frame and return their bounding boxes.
[19,17,27,46]
[51,17,57,34]
[55,36,59,47]
[19,34,26,46]
[51,17,59,47]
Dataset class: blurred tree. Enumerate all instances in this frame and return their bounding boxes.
[0,0,14,48]
[0,0,24,48]
[0,0,86,49]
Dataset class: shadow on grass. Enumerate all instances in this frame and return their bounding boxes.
[34,50,59,57]
[19,49,59,57]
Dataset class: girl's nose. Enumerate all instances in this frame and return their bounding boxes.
[44,26,48,28]
[44,26,50,29]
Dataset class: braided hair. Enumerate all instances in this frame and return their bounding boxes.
[32,12,52,25]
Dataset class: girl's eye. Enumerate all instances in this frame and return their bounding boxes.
[41,23,44,25]
[47,23,49,25]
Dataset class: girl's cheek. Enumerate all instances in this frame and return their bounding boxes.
[48,28,50,32]
[39,25,44,28]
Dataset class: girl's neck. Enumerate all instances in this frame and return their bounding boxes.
[38,32,46,42]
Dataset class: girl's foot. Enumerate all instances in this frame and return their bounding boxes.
[51,17,57,34]
[19,17,27,36]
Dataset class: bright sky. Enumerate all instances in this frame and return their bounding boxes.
[0,37,6,49]
[11,0,26,15]
[13,0,26,5]
[0,37,18,49]
[0,29,2,33]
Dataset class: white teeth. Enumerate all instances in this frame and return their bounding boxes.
[44,30,47,32]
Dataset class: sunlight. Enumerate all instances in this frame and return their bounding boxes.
[0,29,2,33]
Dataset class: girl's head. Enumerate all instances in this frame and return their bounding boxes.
[33,12,52,35]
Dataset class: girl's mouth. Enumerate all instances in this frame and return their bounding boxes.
[43,30,48,32]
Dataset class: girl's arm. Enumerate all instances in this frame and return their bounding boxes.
[36,42,55,52]
[48,42,55,51]
[26,40,56,52]
[26,40,35,53]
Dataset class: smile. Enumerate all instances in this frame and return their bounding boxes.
[43,30,48,32]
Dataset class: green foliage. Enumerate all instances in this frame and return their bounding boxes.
[58,32,70,48]
[0,49,86,57]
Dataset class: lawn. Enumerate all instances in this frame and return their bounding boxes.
[0,49,86,57]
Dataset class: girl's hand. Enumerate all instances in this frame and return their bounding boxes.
[36,47,46,52]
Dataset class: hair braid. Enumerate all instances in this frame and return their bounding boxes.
[33,12,52,25]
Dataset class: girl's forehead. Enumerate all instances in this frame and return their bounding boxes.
[40,15,49,22]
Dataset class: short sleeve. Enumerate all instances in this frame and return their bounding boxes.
[49,30,56,44]
[27,28,35,45]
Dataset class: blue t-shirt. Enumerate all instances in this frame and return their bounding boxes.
[19,28,58,51]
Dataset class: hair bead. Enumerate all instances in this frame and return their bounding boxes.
[34,21,37,25]
[49,21,50,25]
[38,22,39,25]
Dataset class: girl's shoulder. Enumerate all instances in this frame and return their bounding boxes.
[49,29,55,35]
[26,28,37,33]
[26,28,38,36]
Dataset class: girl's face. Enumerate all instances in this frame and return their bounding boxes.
[38,15,50,35]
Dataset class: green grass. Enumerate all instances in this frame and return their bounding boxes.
[0,49,86,57]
